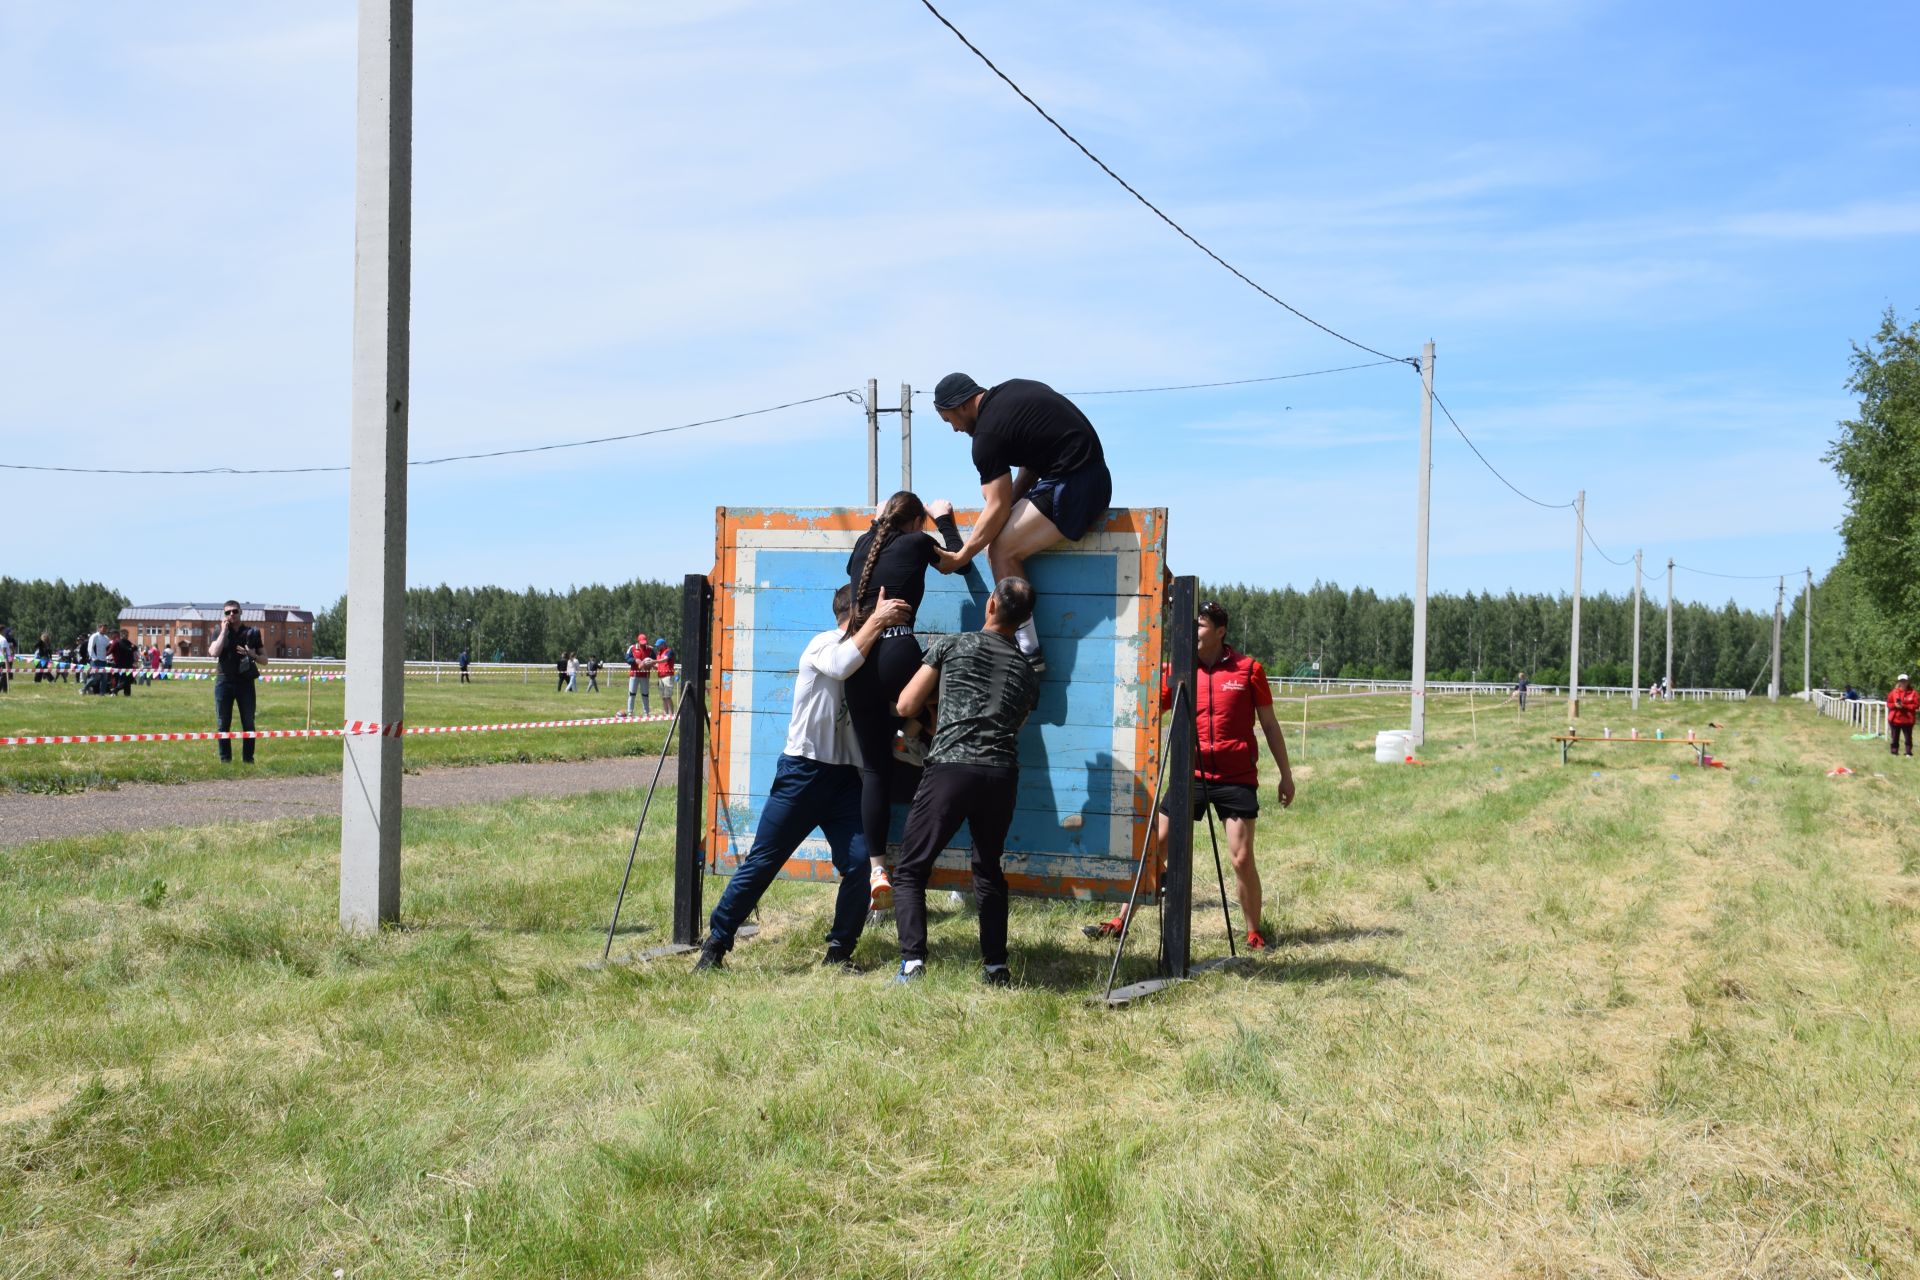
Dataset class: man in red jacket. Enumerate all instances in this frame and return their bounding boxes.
[1088,600,1297,949]
[1888,673,1918,757]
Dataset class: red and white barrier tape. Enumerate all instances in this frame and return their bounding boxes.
[2,710,674,747]
[18,664,344,683]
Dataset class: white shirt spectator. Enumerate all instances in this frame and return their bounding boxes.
[87,631,113,662]
[784,628,870,766]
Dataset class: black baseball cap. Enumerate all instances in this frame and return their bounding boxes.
[933,372,985,409]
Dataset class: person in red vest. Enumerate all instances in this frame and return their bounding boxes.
[1087,599,1296,949]
[654,641,676,710]
[1888,674,1918,757]
[624,632,653,717]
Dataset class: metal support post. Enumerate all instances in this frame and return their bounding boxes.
[1567,491,1584,719]
[865,378,879,506]
[1631,549,1643,711]
[900,382,912,491]
[340,0,412,932]
[1159,576,1198,980]
[1410,341,1434,743]
[670,574,713,946]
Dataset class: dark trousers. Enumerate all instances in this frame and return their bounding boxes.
[1517,688,1527,710]
[215,677,258,763]
[1893,722,1914,755]
[706,754,870,953]
[892,762,1018,966]
[459,669,470,683]
[844,631,927,863]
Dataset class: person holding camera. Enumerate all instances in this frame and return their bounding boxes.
[209,600,267,764]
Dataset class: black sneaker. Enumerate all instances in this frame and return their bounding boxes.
[693,941,726,972]
[982,964,1012,987]
[822,944,858,971]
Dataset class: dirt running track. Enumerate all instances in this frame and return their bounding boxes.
[0,756,679,847]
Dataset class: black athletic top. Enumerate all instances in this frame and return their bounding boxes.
[970,378,1104,484]
[847,514,962,618]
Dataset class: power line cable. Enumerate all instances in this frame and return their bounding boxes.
[1429,391,1573,511]
[906,358,1405,400]
[913,0,1413,368]
[1581,522,1633,567]
[0,390,862,477]
[1673,563,1797,582]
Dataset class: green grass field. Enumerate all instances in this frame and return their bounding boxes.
[4,696,1918,1277]
[0,674,673,792]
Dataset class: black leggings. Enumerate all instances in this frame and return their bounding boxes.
[1893,722,1913,755]
[843,631,928,863]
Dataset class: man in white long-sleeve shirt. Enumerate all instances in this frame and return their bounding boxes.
[697,584,910,971]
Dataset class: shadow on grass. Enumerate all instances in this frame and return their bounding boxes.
[1268,924,1405,947]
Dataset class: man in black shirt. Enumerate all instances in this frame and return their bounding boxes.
[889,576,1042,985]
[932,373,1113,672]
[209,600,267,763]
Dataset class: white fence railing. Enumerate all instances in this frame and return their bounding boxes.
[1269,677,1750,703]
[1811,689,1887,738]
[147,659,680,684]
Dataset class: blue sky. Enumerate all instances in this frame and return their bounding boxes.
[4,1,1913,614]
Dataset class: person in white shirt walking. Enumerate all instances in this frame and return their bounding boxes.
[696,586,910,971]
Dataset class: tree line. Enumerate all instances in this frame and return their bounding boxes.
[0,579,130,650]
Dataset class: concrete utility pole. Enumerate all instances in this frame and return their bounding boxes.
[340,0,412,931]
[1803,568,1812,696]
[865,377,879,506]
[1631,549,1643,711]
[1665,558,1675,698]
[900,382,913,491]
[1770,576,1784,702]
[1410,341,1434,743]
[1567,491,1585,719]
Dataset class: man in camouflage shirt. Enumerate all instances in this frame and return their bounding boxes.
[889,576,1042,985]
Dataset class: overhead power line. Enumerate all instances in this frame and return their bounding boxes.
[914,0,1413,368]
[1429,391,1573,511]
[0,390,862,477]
[1674,563,1800,582]
[903,358,1405,401]
[1581,522,1633,567]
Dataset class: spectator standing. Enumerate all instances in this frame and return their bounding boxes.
[0,625,12,693]
[696,588,912,971]
[655,641,675,708]
[108,629,136,696]
[34,633,53,683]
[888,578,1043,984]
[566,652,579,693]
[1087,599,1295,950]
[625,633,653,717]
[1514,671,1529,712]
[209,600,266,764]
[1888,674,1918,758]
[86,623,113,694]
[586,655,602,692]
[161,646,175,677]
[555,652,569,693]
[457,648,471,683]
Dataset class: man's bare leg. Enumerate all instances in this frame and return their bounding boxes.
[1223,816,1262,938]
[988,499,1067,663]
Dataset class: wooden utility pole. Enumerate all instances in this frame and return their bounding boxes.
[340,0,412,931]
[865,378,879,506]
[1567,490,1584,719]
[1664,558,1675,698]
[1770,576,1784,702]
[1803,568,1812,696]
[1631,549,1642,711]
[1410,341,1434,743]
[900,382,913,491]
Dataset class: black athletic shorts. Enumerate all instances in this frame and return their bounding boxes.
[1025,462,1114,542]
[1159,779,1259,823]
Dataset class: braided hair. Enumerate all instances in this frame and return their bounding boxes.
[847,490,928,635]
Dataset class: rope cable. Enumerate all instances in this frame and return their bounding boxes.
[913,0,1413,367]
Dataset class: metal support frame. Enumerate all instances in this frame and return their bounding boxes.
[1159,574,1197,980]
[670,574,713,947]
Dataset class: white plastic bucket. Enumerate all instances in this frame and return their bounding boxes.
[1374,729,1415,763]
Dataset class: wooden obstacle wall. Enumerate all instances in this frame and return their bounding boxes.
[707,506,1168,901]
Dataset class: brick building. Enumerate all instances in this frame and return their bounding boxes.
[119,603,316,659]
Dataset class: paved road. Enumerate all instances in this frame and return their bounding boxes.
[0,756,678,846]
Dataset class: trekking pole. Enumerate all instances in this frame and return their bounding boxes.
[1104,683,1185,1001]
[602,679,689,960]
[1201,791,1237,958]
